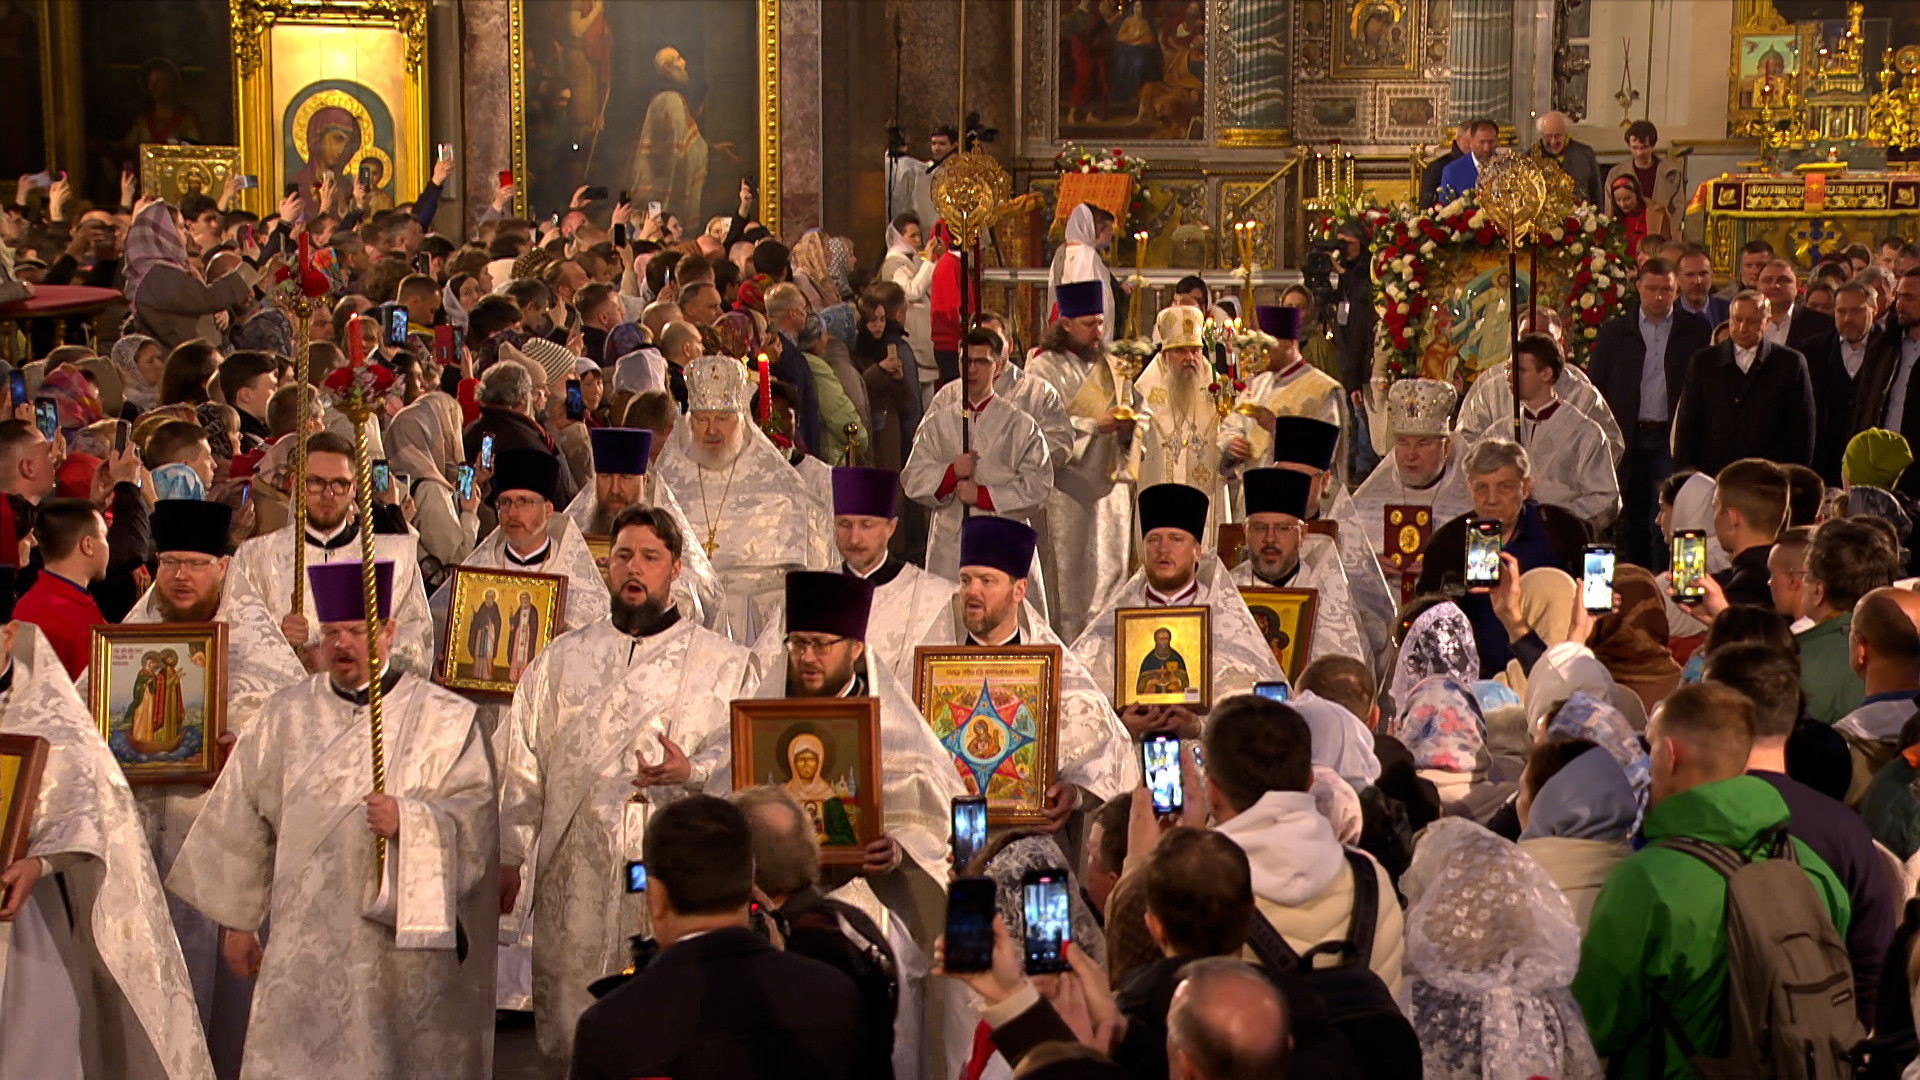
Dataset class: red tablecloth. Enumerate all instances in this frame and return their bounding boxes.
[0,285,124,317]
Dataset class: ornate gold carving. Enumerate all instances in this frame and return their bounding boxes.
[931,151,1014,250]
[139,144,242,206]
[230,0,429,77]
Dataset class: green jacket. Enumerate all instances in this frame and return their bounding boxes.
[804,351,867,466]
[1799,612,1865,724]
[1571,775,1852,1079]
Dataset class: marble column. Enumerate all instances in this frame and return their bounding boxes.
[459,0,513,218]
[1224,0,1290,140]
[781,0,823,235]
[1450,0,1514,124]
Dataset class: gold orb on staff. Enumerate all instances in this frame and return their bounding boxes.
[1474,153,1552,252]
[931,149,1013,252]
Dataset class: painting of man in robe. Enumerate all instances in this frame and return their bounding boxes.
[1057,0,1206,141]
[92,626,225,784]
[519,0,759,232]
[1115,607,1209,708]
[439,567,569,697]
[466,589,502,681]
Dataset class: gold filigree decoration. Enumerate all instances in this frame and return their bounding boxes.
[931,150,1014,249]
[230,0,429,77]
[1475,154,1553,252]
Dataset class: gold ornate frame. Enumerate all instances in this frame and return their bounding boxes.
[506,0,782,233]
[911,645,1062,826]
[1726,0,1797,132]
[88,622,229,786]
[229,0,430,216]
[139,144,243,207]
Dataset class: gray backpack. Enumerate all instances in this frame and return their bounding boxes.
[1651,829,1863,1080]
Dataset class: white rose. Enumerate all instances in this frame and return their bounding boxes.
[1579,294,1595,309]
[1569,242,1585,255]
[1421,240,1436,254]
[1595,274,1610,288]
[1583,327,1598,339]
[1468,212,1486,229]
[1550,227,1566,241]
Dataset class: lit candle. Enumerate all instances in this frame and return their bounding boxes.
[346,314,365,367]
[756,352,771,423]
[1134,230,1148,272]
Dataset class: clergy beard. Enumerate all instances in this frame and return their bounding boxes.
[1167,366,1200,414]
[1251,549,1300,585]
[690,422,748,471]
[611,591,674,636]
[157,587,222,623]
[962,594,1018,640]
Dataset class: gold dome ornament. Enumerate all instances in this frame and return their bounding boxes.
[930,149,1012,250]
[1473,153,1555,252]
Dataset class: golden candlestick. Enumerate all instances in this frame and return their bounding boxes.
[1125,230,1148,340]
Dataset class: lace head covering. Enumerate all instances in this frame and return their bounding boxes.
[1309,766,1363,843]
[982,834,1106,969]
[1400,818,1601,1080]
[151,463,206,502]
[818,302,858,352]
[109,333,161,413]
[1292,689,1380,790]
[1390,601,1478,716]
[790,230,833,295]
[1544,690,1650,815]
[197,401,235,460]
[826,236,855,301]
[1395,676,1486,774]
[1588,564,1680,684]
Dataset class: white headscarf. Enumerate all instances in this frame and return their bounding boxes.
[1521,640,1621,729]
[1670,471,1730,573]
[1292,689,1381,790]
[1046,202,1116,344]
[1390,601,1479,717]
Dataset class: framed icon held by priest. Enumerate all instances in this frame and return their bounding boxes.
[582,534,612,581]
[731,698,883,865]
[912,645,1061,826]
[438,567,569,698]
[88,622,227,785]
[1114,606,1212,711]
[1240,588,1318,683]
[0,734,49,874]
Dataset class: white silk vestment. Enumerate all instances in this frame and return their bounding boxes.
[166,673,495,1080]
[1350,455,1475,563]
[456,514,610,634]
[496,616,753,1070]
[1047,210,1116,345]
[1229,534,1370,671]
[225,523,435,676]
[794,452,836,514]
[1131,357,1227,541]
[1455,360,1626,466]
[1321,485,1400,674]
[1221,361,1349,487]
[1071,555,1287,711]
[918,600,1139,802]
[653,424,835,643]
[901,394,1054,625]
[0,626,214,1080]
[562,475,725,627]
[929,364,1077,470]
[1023,348,1137,642]
[1513,400,1622,529]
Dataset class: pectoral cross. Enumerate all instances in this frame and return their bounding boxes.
[703,528,719,558]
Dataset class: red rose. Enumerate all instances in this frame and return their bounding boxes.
[1475,226,1495,246]
[1582,307,1603,327]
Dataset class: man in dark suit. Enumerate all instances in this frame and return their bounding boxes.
[570,796,881,1080]
[1588,256,1713,569]
[1675,246,1731,328]
[1759,259,1836,359]
[1847,268,1920,496]
[1535,111,1606,206]
[1418,126,1474,207]
[1809,280,1880,485]
[1671,290,1816,475]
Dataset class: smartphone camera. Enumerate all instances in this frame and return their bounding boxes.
[381,304,409,347]
[1582,544,1616,613]
[1021,868,1072,975]
[479,434,496,470]
[236,174,259,190]
[33,398,57,442]
[565,379,586,421]
[7,371,25,409]
[943,877,998,974]
[624,861,647,894]
[372,461,391,496]
[951,795,987,870]
[1465,518,1502,588]
[1141,733,1182,816]
[1671,529,1708,603]
[1253,681,1289,703]
[457,464,476,502]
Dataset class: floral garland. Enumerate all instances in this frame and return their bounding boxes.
[1363,193,1632,379]
[1053,143,1149,230]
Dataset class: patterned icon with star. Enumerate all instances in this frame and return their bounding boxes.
[941,676,1037,797]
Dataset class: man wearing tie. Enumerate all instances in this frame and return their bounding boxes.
[1588,256,1712,568]
[1437,120,1499,203]
[1849,270,1920,496]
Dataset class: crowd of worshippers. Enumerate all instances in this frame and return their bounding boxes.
[10,154,1920,1080]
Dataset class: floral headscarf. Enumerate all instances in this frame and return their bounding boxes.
[1545,690,1650,814]
[37,367,102,434]
[1395,675,1487,774]
[1391,602,1478,716]
[123,200,193,303]
[712,310,766,358]
[198,401,235,461]
[790,230,833,296]
[109,333,162,413]
[818,302,858,352]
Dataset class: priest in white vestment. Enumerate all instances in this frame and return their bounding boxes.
[497,506,754,1074]
[564,427,724,627]
[0,622,215,1080]
[902,327,1054,618]
[167,562,496,1080]
[1025,283,1137,641]
[1270,416,1399,674]
[1228,469,1369,671]
[454,447,609,632]
[1495,334,1621,529]
[917,517,1137,811]
[1352,378,1474,590]
[651,356,834,643]
[1222,305,1349,490]
[114,502,307,1077]
[1071,484,1285,735]
[225,431,435,677]
[1047,203,1118,344]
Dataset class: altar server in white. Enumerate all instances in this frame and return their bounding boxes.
[1497,333,1621,529]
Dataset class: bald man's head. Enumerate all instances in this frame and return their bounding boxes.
[1851,586,1920,672]
[641,300,681,340]
[1167,959,1289,1078]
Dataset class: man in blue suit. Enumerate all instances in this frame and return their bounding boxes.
[1437,119,1500,202]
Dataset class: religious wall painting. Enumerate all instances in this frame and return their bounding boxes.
[437,567,568,698]
[913,646,1061,825]
[75,0,235,207]
[1056,0,1208,142]
[1114,605,1211,710]
[1294,85,1367,145]
[512,0,778,234]
[0,734,47,874]
[1732,33,1800,116]
[88,622,227,785]
[1331,0,1419,79]
[1240,587,1317,683]
[731,698,883,864]
[230,0,428,218]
